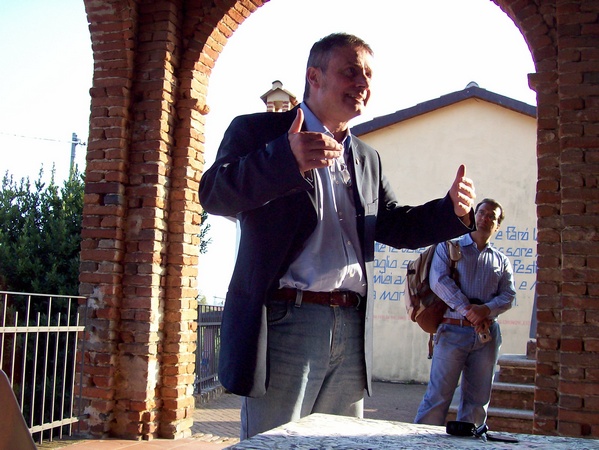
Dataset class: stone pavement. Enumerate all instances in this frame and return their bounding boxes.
[38,382,427,449]
[190,381,428,442]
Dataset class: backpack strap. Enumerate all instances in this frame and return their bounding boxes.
[448,240,462,287]
[427,240,462,359]
[427,335,434,359]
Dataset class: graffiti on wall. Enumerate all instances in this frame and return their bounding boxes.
[373,224,537,308]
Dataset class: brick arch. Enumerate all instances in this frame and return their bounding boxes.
[79,0,597,440]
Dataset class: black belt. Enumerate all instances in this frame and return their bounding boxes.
[274,288,362,309]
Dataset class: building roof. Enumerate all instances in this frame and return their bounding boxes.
[352,82,537,136]
[260,80,298,105]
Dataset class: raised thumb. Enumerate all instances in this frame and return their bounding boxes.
[289,108,304,135]
[456,164,466,181]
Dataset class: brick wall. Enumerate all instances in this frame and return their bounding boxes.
[79,0,599,440]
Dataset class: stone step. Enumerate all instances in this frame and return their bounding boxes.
[447,405,533,434]
[496,354,536,384]
[490,381,535,410]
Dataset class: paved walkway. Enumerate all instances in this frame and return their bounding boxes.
[37,382,427,450]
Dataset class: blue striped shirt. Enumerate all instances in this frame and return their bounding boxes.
[430,233,515,320]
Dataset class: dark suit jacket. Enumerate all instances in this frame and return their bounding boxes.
[199,106,473,397]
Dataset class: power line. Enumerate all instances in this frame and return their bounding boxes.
[0,131,87,146]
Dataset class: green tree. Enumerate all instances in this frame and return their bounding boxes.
[0,168,84,295]
[199,209,212,255]
[0,168,213,295]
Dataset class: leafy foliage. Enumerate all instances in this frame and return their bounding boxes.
[0,167,212,296]
[0,168,84,295]
[199,209,212,255]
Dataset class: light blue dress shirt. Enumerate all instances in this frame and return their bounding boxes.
[430,233,515,319]
[279,103,366,295]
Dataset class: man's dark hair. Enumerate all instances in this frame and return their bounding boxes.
[475,198,505,225]
[303,33,373,99]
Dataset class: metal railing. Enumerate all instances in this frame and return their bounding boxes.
[1,291,223,443]
[195,304,223,394]
[0,291,86,443]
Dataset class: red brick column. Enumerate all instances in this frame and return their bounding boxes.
[499,0,564,437]
[78,0,265,440]
[113,0,190,439]
[79,0,138,438]
[553,0,599,438]
[498,0,599,438]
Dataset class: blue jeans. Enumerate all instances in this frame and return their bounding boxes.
[240,300,366,439]
[414,321,502,426]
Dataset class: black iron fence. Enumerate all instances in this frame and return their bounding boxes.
[196,304,223,394]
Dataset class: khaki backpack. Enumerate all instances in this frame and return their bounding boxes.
[405,241,461,357]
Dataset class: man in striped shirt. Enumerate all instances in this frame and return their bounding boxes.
[415,198,516,427]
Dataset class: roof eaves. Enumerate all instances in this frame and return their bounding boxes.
[352,86,536,136]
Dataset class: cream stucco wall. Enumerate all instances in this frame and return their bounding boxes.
[355,98,537,383]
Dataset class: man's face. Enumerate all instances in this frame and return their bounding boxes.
[307,45,373,127]
[475,203,502,235]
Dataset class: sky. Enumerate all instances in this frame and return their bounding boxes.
[0,0,536,304]
[0,1,92,184]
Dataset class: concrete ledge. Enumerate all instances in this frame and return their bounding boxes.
[232,413,592,449]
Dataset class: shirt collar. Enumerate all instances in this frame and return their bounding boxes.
[300,102,352,149]
[461,233,476,247]
[464,232,494,251]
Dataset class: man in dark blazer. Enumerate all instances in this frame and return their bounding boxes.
[199,33,476,439]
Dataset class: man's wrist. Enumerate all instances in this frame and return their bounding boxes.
[459,209,475,228]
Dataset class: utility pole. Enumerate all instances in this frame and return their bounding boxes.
[69,132,82,179]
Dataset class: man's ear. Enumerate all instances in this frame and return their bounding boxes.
[306,66,321,89]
